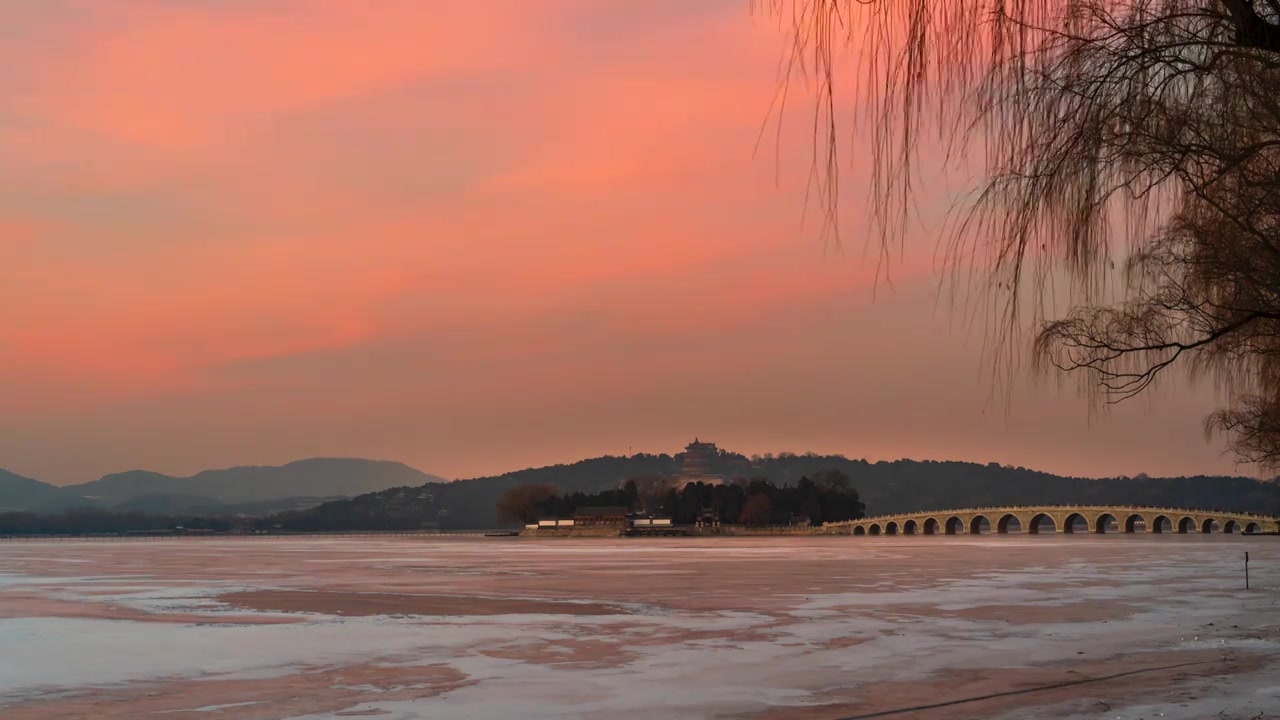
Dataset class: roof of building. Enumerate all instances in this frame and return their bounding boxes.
[573,506,629,517]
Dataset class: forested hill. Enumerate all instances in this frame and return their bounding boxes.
[275,451,1280,530]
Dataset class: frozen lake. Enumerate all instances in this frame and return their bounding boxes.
[1,536,1278,719]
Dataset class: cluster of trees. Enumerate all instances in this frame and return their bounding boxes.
[497,471,866,527]
[659,473,864,526]
[496,481,642,524]
[267,487,441,532]
[336,453,684,530]
[495,484,560,524]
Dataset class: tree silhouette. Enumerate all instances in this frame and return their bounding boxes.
[496,484,559,524]
[758,0,1280,466]
[739,493,776,525]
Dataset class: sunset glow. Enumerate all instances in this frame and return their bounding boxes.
[0,0,1233,483]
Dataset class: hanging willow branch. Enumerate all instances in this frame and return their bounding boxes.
[757,0,1280,467]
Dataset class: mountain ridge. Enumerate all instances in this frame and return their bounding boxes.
[6,452,1280,527]
[0,458,446,513]
[0,469,66,511]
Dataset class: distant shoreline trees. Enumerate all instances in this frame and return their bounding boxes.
[0,509,232,536]
[496,484,559,525]
[516,470,866,526]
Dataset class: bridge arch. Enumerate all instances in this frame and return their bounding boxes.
[824,507,1275,538]
[1064,513,1087,534]
[1095,514,1119,534]
[1029,513,1056,534]
[997,514,1023,534]
[1124,514,1146,533]
[969,515,992,535]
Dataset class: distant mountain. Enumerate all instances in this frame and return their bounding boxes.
[64,471,175,506]
[111,493,345,516]
[190,458,443,503]
[273,451,1280,531]
[0,459,446,513]
[60,458,442,506]
[0,470,63,512]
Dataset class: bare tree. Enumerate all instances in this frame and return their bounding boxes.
[739,493,776,525]
[629,475,679,512]
[757,0,1280,466]
[496,484,558,525]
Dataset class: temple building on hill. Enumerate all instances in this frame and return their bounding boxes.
[678,438,724,487]
[682,438,717,475]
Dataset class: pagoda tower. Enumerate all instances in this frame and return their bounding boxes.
[681,438,717,476]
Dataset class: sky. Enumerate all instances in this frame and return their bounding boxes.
[0,0,1253,485]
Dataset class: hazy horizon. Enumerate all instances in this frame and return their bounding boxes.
[0,1,1252,486]
[5,438,1266,489]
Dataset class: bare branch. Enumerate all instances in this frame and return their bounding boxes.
[757,0,1280,468]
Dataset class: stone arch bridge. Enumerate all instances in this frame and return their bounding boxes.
[822,506,1279,536]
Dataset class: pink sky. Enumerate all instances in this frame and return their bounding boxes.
[0,0,1249,484]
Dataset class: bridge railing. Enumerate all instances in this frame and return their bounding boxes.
[825,505,1279,526]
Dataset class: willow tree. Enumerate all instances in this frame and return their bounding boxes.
[759,0,1280,466]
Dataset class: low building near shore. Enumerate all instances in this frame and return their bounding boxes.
[630,516,673,527]
[573,507,629,528]
[524,511,678,536]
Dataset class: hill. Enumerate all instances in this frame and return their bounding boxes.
[273,451,1280,531]
[0,459,446,513]
[0,470,63,512]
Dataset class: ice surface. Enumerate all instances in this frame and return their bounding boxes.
[0,536,1277,719]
